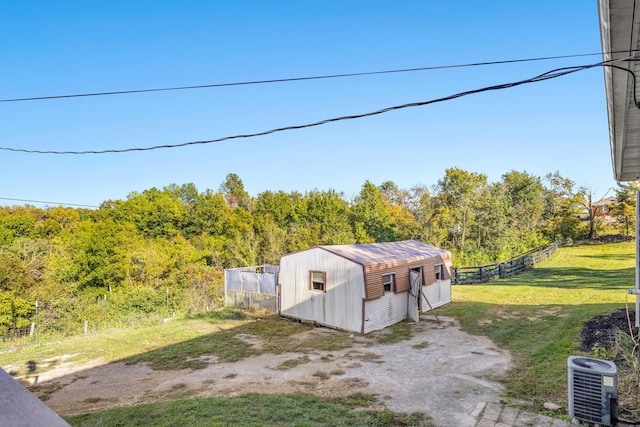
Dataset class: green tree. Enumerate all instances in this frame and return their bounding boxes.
[351,181,397,243]
[434,168,487,253]
[254,214,286,264]
[254,190,298,229]
[305,190,355,245]
[412,188,446,247]
[614,187,636,236]
[471,184,510,261]
[577,187,612,240]
[543,172,582,239]
[64,220,135,293]
[0,249,25,293]
[378,181,418,240]
[219,173,252,210]
[35,206,81,237]
[501,170,546,250]
[126,238,170,288]
[220,208,258,267]
[113,187,187,238]
[184,190,230,237]
[0,208,36,245]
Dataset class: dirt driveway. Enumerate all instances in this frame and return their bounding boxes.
[23,315,511,427]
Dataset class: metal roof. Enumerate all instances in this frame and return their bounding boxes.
[599,0,640,181]
[320,240,449,267]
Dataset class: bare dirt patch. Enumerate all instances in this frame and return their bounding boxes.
[20,316,512,427]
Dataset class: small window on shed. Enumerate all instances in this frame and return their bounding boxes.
[382,274,395,292]
[434,264,444,281]
[310,271,326,291]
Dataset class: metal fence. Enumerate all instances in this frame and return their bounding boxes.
[452,241,558,285]
[224,264,279,311]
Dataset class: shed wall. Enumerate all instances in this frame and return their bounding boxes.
[363,255,451,299]
[363,291,408,334]
[421,279,451,311]
[279,248,365,333]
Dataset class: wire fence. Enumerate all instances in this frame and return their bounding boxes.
[0,286,220,351]
[452,241,558,285]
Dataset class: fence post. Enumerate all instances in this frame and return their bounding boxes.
[104,295,109,330]
[35,300,39,346]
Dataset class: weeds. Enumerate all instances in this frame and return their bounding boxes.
[275,355,310,370]
[612,327,640,411]
[374,322,413,345]
[332,392,377,407]
[312,370,329,379]
[412,341,430,349]
[189,307,247,321]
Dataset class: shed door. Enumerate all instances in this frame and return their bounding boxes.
[408,268,422,322]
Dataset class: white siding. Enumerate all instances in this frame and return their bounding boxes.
[421,279,451,311]
[280,248,365,333]
[363,291,408,334]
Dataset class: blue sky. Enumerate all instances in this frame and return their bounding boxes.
[1,1,614,207]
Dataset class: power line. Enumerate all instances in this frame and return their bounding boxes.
[0,58,630,156]
[0,197,99,208]
[0,51,622,104]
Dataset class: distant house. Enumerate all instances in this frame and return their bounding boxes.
[594,197,617,215]
[576,197,617,221]
[278,240,452,334]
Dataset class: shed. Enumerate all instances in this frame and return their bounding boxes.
[278,240,452,334]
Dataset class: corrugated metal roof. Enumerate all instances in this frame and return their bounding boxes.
[319,240,449,267]
[599,0,640,182]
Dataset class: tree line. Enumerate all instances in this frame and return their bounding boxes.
[0,169,634,335]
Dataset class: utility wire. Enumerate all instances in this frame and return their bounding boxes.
[0,51,629,103]
[0,58,632,156]
[0,197,99,208]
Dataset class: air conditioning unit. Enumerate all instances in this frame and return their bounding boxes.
[568,356,618,426]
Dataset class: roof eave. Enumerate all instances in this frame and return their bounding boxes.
[599,0,640,182]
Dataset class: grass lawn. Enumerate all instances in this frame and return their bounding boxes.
[437,241,636,408]
[0,309,253,376]
[0,308,357,377]
[65,393,431,427]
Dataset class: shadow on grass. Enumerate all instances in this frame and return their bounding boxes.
[18,311,430,426]
[16,311,358,412]
[576,253,634,260]
[122,313,354,370]
[459,266,636,290]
